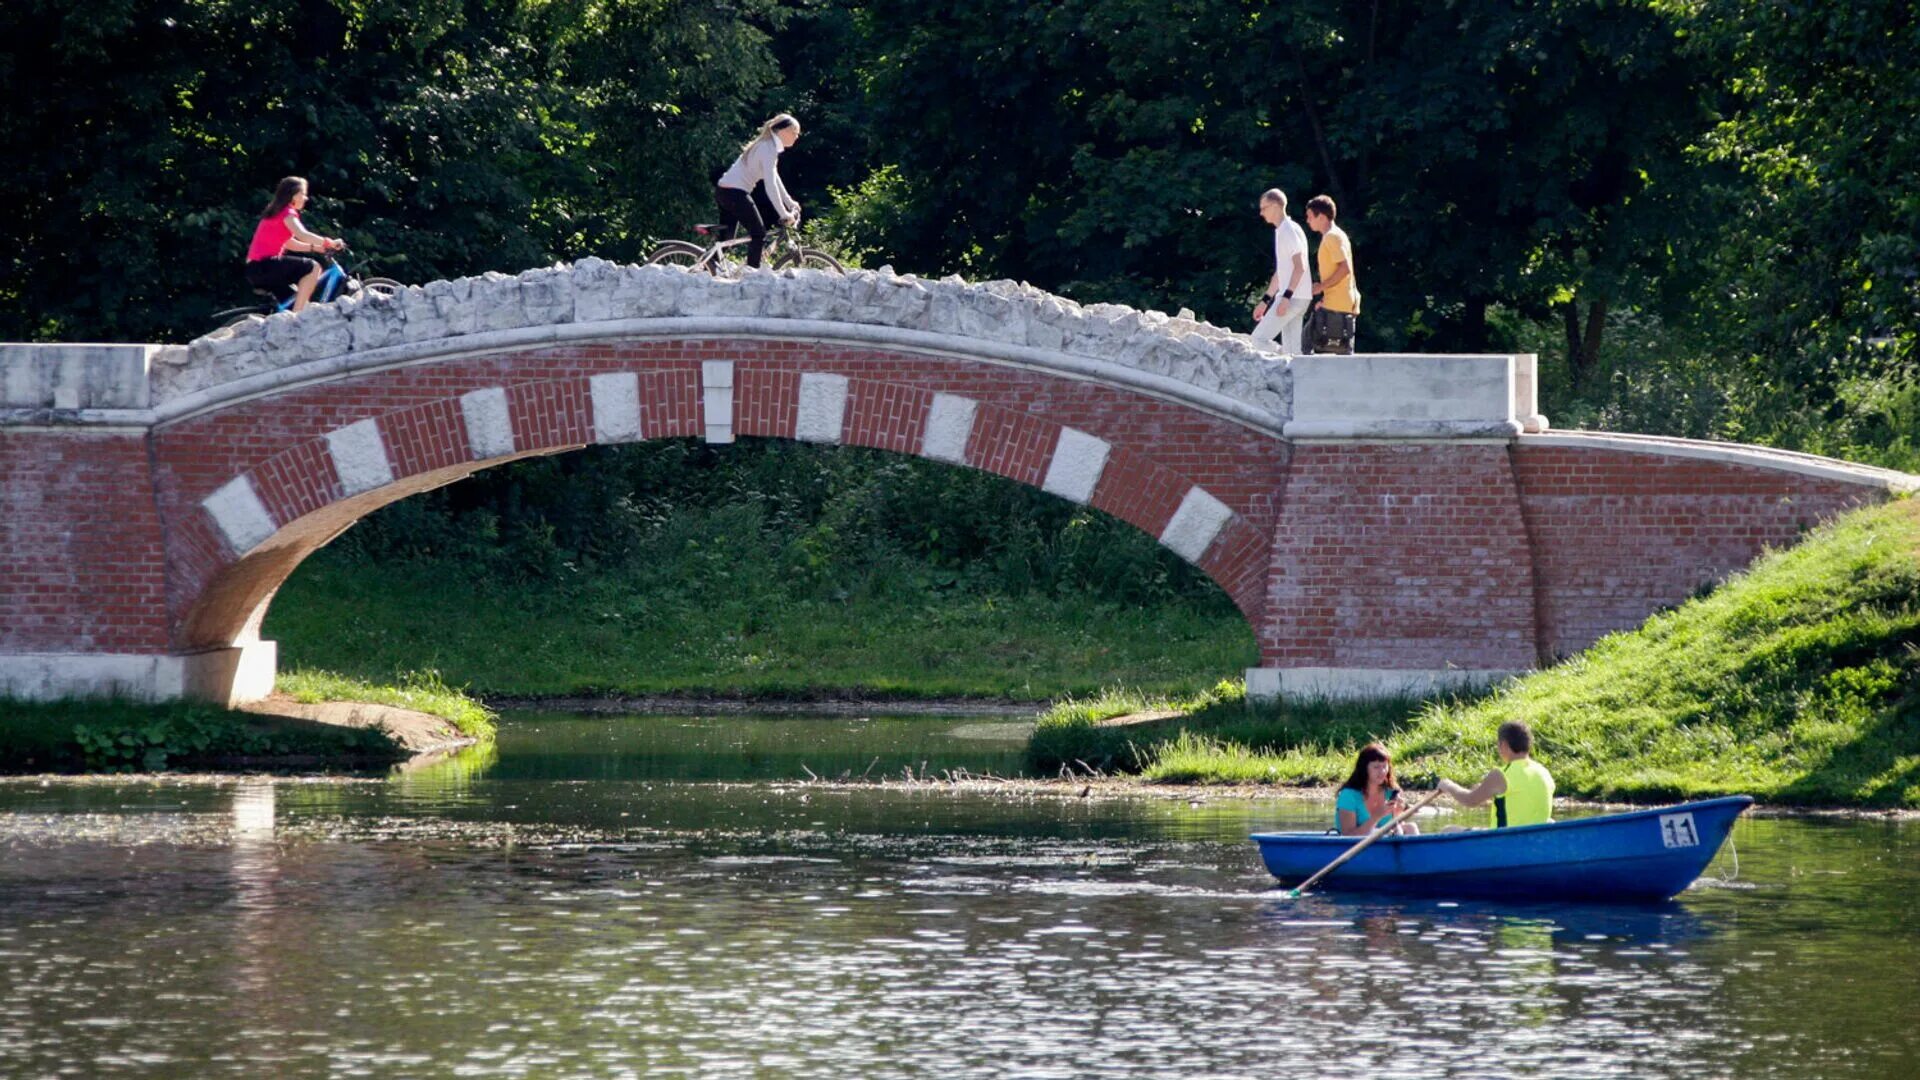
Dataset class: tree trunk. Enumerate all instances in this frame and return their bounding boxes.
[1291,52,1348,211]
[1562,296,1609,390]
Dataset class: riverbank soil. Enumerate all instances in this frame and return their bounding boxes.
[238,695,475,756]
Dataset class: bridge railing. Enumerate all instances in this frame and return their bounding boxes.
[3,262,1560,441]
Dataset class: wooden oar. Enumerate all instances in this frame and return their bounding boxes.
[1285,787,1446,898]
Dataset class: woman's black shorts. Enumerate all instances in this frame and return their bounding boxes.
[244,255,320,300]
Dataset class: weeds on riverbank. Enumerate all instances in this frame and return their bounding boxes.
[1034,501,1920,808]
[1028,682,1428,776]
[0,698,401,773]
[0,671,493,773]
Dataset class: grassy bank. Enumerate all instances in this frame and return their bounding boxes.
[1032,501,1920,808]
[0,698,403,773]
[266,547,1257,700]
[264,440,1258,701]
[0,672,495,774]
[277,668,497,741]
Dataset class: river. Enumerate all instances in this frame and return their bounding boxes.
[1,710,1915,1078]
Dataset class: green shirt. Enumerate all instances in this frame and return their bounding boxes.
[1492,759,1554,828]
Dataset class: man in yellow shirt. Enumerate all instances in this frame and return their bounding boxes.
[1437,721,1556,828]
[1304,194,1359,354]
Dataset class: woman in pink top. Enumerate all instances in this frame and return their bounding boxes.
[244,177,344,312]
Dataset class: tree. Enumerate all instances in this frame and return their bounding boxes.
[0,0,783,342]
[806,0,1703,365]
[1664,0,1920,455]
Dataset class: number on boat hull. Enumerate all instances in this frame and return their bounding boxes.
[1659,812,1700,848]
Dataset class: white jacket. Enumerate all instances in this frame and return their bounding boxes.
[718,137,799,220]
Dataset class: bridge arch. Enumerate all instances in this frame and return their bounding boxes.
[169,339,1278,678]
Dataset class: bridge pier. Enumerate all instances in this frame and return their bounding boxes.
[3,267,1910,706]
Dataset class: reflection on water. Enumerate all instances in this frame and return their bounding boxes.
[0,712,1915,1078]
[484,710,1034,782]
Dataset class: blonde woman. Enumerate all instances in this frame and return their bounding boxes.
[714,114,802,268]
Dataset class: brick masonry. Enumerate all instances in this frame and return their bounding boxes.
[0,336,1901,701]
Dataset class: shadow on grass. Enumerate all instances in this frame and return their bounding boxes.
[0,697,404,774]
[1776,689,1920,807]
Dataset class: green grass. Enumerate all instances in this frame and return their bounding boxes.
[1032,500,1920,808]
[1028,681,1429,777]
[0,672,494,774]
[0,697,403,774]
[265,549,1258,701]
[277,668,497,741]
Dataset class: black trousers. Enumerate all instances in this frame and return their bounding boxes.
[714,185,768,267]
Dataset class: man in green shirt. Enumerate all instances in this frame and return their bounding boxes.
[1437,721,1555,828]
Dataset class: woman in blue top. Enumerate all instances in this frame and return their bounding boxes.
[1335,743,1420,836]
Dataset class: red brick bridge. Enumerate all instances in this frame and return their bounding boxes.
[2,263,1910,704]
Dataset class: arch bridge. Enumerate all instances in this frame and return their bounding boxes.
[2,263,1910,704]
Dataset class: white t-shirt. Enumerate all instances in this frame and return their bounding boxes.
[1273,218,1310,303]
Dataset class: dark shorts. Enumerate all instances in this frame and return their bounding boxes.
[244,255,319,300]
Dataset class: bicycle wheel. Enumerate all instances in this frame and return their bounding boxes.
[362,277,404,297]
[645,241,711,271]
[773,248,846,273]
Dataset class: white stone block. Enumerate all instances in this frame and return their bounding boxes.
[1244,667,1283,702]
[1159,485,1232,563]
[1040,427,1110,504]
[1287,354,1522,438]
[326,418,394,496]
[921,393,977,465]
[202,475,277,555]
[1246,666,1520,702]
[590,372,643,443]
[702,360,735,444]
[795,372,849,444]
[0,654,188,703]
[460,387,516,460]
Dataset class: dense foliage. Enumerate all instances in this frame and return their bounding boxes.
[0,0,784,341]
[3,0,1912,459]
[329,439,1222,603]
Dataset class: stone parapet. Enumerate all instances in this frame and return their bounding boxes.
[0,342,159,411]
[152,262,1294,427]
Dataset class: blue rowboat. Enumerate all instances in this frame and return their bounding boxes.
[1251,795,1752,901]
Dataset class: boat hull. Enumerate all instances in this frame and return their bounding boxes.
[1251,795,1752,901]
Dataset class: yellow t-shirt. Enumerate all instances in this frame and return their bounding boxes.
[1317,226,1360,315]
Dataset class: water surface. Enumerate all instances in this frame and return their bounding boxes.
[1,711,1914,1078]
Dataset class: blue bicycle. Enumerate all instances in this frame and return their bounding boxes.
[213,246,403,329]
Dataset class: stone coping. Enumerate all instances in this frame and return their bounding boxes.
[1520,431,1920,493]
[154,261,1291,421]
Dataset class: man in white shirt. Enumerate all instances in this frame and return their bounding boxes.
[1250,188,1311,355]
